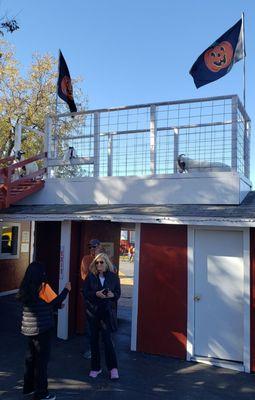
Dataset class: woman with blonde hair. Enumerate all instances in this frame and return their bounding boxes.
[82,252,121,380]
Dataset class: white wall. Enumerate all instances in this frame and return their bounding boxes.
[17,172,251,206]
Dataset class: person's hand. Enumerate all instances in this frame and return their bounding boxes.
[106,290,114,298]
[65,282,71,292]
[96,290,106,299]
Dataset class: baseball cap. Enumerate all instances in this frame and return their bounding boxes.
[89,239,101,247]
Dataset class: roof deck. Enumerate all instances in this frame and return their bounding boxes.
[15,95,251,206]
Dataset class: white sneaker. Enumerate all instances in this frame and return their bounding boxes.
[39,394,56,400]
[89,369,102,378]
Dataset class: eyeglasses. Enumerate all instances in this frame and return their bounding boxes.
[95,260,104,265]
[89,245,97,249]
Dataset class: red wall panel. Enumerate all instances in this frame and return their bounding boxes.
[137,224,187,359]
[250,228,255,372]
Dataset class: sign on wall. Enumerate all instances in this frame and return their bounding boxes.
[21,231,30,243]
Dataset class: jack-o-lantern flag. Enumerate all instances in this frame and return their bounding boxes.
[57,50,77,112]
[190,18,244,88]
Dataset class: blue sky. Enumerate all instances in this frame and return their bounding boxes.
[2,0,255,184]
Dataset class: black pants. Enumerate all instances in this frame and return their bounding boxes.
[84,310,92,353]
[23,330,52,399]
[89,317,118,371]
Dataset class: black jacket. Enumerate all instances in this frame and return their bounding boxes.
[21,288,69,336]
[82,271,121,331]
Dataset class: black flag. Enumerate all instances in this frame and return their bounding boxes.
[190,18,244,88]
[57,50,77,113]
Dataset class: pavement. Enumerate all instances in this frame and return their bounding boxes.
[1,262,255,400]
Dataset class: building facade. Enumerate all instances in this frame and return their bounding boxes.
[0,95,254,373]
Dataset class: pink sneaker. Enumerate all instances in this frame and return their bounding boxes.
[89,369,102,378]
[110,368,119,379]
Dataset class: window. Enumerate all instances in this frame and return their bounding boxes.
[0,224,20,259]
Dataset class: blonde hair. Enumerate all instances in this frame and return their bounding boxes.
[90,252,114,275]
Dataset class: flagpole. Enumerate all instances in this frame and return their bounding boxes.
[56,49,60,116]
[54,49,61,160]
[242,12,246,108]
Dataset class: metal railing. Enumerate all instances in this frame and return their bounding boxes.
[42,95,250,179]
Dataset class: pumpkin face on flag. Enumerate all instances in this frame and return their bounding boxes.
[190,18,244,88]
[61,76,74,101]
[57,51,77,113]
[204,41,233,72]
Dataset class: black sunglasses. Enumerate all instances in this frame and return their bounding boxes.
[89,245,97,249]
[95,260,104,265]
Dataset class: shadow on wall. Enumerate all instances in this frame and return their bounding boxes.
[16,171,245,206]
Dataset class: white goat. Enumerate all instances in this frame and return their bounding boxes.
[177,154,231,173]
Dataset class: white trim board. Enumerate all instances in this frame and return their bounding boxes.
[131,223,141,351]
[57,221,71,340]
[2,213,255,228]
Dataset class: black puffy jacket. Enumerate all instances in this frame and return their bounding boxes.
[21,288,69,336]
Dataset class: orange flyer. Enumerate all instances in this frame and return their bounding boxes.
[39,283,57,303]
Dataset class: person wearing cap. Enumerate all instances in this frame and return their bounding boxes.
[80,239,102,280]
[80,239,102,359]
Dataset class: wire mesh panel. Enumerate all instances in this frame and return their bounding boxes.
[100,108,151,176]
[47,95,250,179]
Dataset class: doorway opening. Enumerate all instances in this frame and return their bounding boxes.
[118,225,135,323]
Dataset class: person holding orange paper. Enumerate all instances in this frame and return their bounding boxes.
[17,261,71,400]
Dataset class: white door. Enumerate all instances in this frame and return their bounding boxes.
[194,229,244,362]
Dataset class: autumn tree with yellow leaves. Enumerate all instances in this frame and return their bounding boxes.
[0,40,86,159]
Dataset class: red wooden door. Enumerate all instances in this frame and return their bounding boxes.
[35,221,61,291]
[137,224,187,359]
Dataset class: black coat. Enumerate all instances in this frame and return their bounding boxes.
[21,288,69,336]
[82,271,121,331]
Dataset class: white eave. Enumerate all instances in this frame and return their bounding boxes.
[1,212,255,228]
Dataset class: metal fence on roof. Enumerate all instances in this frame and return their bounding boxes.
[44,95,250,179]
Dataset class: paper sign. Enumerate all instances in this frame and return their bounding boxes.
[21,243,29,253]
[22,231,30,243]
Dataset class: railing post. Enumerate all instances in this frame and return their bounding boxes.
[173,128,179,173]
[3,166,11,208]
[150,105,157,175]
[231,96,238,172]
[14,123,22,152]
[45,116,52,178]
[107,134,113,176]
[244,119,250,179]
[94,112,100,177]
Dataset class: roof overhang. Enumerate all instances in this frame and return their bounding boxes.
[1,203,255,227]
